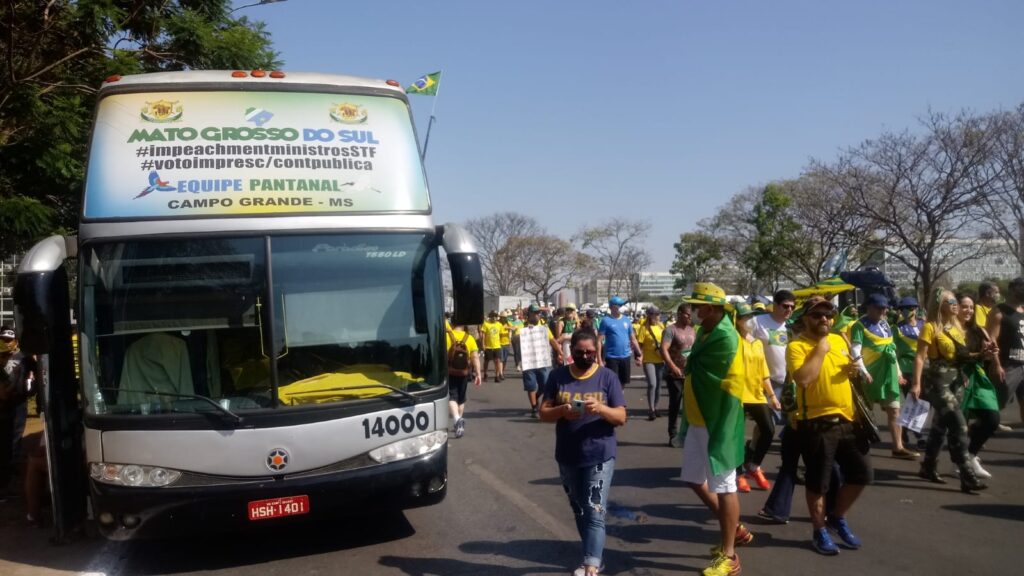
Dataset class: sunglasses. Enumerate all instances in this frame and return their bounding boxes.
[944,298,958,306]
[572,349,598,358]
[807,311,836,320]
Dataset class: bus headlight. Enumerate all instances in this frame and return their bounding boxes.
[90,462,182,487]
[368,431,447,464]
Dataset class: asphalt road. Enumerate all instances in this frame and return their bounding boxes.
[1,368,1022,575]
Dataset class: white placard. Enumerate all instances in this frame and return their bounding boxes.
[898,395,931,433]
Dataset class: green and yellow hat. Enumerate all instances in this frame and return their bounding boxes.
[731,301,764,317]
[683,282,728,306]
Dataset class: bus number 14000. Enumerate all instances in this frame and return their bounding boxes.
[362,411,430,439]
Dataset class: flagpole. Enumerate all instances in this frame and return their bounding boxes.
[421,69,443,162]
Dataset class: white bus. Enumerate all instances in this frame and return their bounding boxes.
[14,70,482,540]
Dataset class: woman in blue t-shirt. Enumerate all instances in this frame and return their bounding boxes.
[539,329,628,576]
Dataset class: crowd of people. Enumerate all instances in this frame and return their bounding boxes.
[446,280,1022,576]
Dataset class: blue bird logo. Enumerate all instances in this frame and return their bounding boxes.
[135,171,175,199]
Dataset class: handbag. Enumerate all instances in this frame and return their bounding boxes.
[850,375,882,445]
[838,332,882,445]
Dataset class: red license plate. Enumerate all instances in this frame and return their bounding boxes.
[247,495,310,521]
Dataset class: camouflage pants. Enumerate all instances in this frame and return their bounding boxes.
[923,365,968,466]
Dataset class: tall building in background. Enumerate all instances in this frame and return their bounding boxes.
[0,255,18,327]
[880,238,1020,288]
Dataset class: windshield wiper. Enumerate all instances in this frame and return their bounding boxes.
[99,388,244,425]
[285,383,418,403]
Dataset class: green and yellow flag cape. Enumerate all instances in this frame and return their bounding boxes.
[679,315,745,475]
[851,319,901,403]
[961,363,999,415]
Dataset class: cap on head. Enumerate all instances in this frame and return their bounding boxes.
[731,302,756,317]
[800,296,836,316]
[609,296,627,307]
[527,304,541,313]
[682,282,728,306]
[565,303,577,311]
[866,293,890,308]
[897,296,919,309]
[0,327,15,340]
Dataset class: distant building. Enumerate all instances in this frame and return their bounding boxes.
[880,238,1021,289]
[1,255,18,327]
[579,271,685,304]
[638,272,684,298]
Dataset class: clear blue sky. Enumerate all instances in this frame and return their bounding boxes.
[241,0,1024,269]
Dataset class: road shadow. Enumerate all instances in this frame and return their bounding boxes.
[119,509,416,574]
[380,537,698,575]
[942,504,1024,521]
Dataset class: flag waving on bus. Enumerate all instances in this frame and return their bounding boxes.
[406,71,441,95]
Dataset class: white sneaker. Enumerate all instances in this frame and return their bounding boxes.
[997,423,1012,432]
[969,455,992,479]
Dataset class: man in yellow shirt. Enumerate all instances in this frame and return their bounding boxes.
[446,322,482,438]
[975,282,999,337]
[788,296,872,556]
[481,311,505,383]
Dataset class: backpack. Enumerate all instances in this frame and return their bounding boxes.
[447,329,471,377]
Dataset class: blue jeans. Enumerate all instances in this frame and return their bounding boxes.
[559,458,615,569]
[522,367,550,392]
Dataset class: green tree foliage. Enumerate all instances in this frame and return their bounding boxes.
[741,183,803,292]
[0,1,280,254]
[670,231,725,289]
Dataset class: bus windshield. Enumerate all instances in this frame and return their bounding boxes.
[80,233,444,417]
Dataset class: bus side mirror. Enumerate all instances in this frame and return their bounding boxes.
[438,224,483,326]
[13,236,76,355]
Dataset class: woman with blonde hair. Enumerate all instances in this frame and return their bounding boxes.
[911,289,988,493]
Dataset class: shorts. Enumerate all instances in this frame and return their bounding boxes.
[522,367,550,392]
[798,418,873,494]
[999,363,1024,409]
[874,398,900,410]
[484,348,502,361]
[680,425,737,494]
[448,375,469,405]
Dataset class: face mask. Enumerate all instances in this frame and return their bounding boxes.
[572,351,596,369]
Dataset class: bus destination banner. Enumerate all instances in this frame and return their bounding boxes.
[83,91,429,218]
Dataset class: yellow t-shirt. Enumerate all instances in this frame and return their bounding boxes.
[683,373,705,427]
[481,321,503,350]
[446,329,479,354]
[739,338,771,404]
[637,322,665,364]
[499,323,512,346]
[975,304,991,333]
[787,333,855,421]
[919,322,965,361]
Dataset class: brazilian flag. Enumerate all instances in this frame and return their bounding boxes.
[406,71,441,96]
[678,315,744,475]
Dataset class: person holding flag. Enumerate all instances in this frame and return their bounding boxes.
[850,293,918,460]
[677,283,750,576]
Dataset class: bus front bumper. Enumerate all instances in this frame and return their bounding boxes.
[89,445,447,540]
